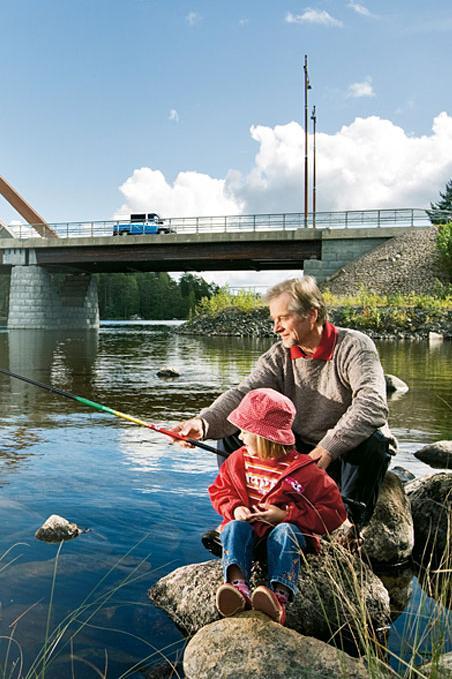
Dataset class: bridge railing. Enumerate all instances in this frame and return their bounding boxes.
[5,208,451,240]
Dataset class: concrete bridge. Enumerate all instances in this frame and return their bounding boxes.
[0,207,436,329]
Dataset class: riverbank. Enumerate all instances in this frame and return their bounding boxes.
[178,303,452,341]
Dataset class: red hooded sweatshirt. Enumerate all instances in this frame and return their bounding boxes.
[208,447,347,552]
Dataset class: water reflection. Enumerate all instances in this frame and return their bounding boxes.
[4,329,98,417]
[379,566,415,620]
[0,327,450,677]
[388,574,452,672]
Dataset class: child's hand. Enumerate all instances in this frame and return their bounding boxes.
[233,506,254,521]
[248,504,288,525]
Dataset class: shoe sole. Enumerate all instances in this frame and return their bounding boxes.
[201,531,223,557]
[216,585,247,617]
[252,587,285,625]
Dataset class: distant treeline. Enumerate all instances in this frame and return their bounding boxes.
[96,272,218,320]
[0,272,217,320]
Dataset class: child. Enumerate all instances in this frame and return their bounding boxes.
[208,387,347,625]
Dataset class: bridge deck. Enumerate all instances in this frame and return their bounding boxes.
[0,226,430,274]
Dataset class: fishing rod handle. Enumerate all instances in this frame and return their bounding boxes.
[187,437,227,457]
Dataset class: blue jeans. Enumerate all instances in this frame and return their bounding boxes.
[221,520,307,599]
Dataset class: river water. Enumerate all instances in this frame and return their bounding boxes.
[0,323,451,677]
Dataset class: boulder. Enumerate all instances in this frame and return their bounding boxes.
[428,331,444,343]
[384,374,409,394]
[414,440,452,469]
[35,514,82,542]
[183,611,369,679]
[148,544,391,645]
[390,466,415,485]
[156,366,180,378]
[405,472,452,562]
[378,566,414,620]
[419,651,452,678]
[362,472,414,564]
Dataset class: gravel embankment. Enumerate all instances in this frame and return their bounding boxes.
[323,227,448,296]
[178,226,451,340]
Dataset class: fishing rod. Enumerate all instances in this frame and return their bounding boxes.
[0,367,225,458]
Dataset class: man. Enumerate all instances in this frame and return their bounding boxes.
[173,276,396,544]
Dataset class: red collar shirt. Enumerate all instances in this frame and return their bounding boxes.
[289,321,338,361]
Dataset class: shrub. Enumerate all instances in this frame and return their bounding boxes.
[436,222,452,280]
[195,287,264,315]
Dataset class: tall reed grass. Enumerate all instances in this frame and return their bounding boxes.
[312,509,452,678]
[1,512,450,678]
[0,540,185,679]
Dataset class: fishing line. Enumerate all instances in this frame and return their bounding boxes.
[0,367,224,457]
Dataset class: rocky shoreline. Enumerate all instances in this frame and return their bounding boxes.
[148,470,452,678]
[177,305,452,341]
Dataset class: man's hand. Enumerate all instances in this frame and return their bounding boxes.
[308,445,333,470]
[233,506,253,521]
[248,503,288,525]
[169,417,204,448]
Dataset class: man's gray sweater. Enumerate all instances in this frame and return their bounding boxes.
[201,327,396,459]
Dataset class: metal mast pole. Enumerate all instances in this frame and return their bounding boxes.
[303,55,311,228]
[311,105,317,229]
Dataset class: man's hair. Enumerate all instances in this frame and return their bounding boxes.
[253,434,293,460]
[264,276,327,325]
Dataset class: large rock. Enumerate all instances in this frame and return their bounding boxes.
[183,611,369,679]
[406,472,452,562]
[156,366,180,378]
[362,472,414,564]
[35,514,82,542]
[148,543,390,645]
[419,651,452,678]
[378,566,414,620]
[384,374,409,394]
[414,440,452,469]
[390,466,415,485]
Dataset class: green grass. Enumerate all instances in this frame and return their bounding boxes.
[1,517,450,678]
[195,287,265,315]
[0,540,184,679]
[323,287,452,310]
[194,286,452,320]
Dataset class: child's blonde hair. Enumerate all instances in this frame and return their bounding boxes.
[253,434,294,460]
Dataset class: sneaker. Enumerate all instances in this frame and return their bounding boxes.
[251,585,286,625]
[216,582,251,617]
[201,529,222,557]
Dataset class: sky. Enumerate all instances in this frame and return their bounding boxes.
[1,0,452,288]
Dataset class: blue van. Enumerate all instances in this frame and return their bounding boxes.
[113,213,174,236]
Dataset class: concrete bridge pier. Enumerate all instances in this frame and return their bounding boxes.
[8,265,99,329]
[303,233,388,282]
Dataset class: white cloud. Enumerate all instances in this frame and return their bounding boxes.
[239,18,249,27]
[232,113,452,212]
[116,112,452,223]
[116,167,243,219]
[116,113,452,286]
[347,77,375,98]
[186,11,201,26]
[286,9,343,28]
[198,269,303,289]
[347,2,373,17]
[169,109,179,123]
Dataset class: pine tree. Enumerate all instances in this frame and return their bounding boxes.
[429,179,452,224]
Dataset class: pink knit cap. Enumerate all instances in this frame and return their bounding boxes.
[227,388,296,445]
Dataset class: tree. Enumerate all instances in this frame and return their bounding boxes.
[95,271,218,319]
[436,222,452,280]
[179,273,219,316]
[429,179,452,224]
